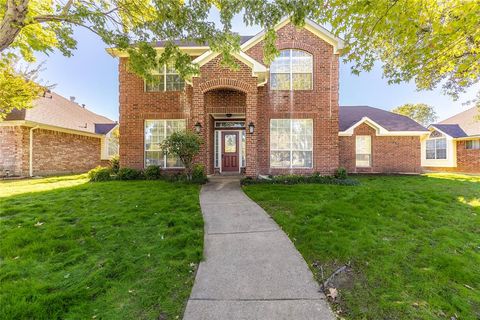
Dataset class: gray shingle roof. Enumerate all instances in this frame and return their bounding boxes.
[155,36,254,47]
[5,92,115,134]
[339,106,428,132]
[95,123,117,134]
[430,124,467,138]
[437,106,480,137]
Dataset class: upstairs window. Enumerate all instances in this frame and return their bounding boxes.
[270,49,313,90]
[145,64,185,92]
[466,140,480,150]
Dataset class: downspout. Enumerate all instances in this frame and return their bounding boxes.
[29,126,39,177]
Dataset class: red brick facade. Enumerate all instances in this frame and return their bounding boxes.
[119,22,457,176]
[0,125,104,177]
[424,140,480,174]
[118,22,341,176]
[339,123,423,173]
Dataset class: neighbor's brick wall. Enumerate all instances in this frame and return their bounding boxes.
[0,126,29,176]
[0,126,103,177]
[339,123,422,173]
[31,128,103,176]
[247,23,340,175]
[424,140,480,173]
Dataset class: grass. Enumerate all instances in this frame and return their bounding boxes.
[0,175,203,319]
[244,173,480,320]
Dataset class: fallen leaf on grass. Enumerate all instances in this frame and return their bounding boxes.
[326,287,338,300]
[34,221,44,227]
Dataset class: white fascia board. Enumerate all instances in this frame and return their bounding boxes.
[17,120,105,138]
[428,125,454,139]
[187,51,267,86]
[240,16,344,54]
[339,117,428,136]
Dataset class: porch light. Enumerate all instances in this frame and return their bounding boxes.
[194,122,202,133]
[248,122,255,134]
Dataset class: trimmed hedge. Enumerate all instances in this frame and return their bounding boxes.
[117,168,144,180]
[88,165,207,184]
[241,174,359,186]
[88,167,111,182]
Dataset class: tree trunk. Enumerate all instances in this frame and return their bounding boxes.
[0,0,30,53]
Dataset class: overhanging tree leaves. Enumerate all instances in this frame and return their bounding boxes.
[1,0,479,116]
[392,103,438,126]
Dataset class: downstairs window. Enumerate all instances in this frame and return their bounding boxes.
[144,120,186,168]
[270,119,313,168]
[426,138,447,159]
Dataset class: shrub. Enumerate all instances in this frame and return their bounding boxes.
[109,155,120,174]
[241,174,359,186]
[144,165,162,180]
[334,167,348,180]
[191,164,208,184]
[161,131,203,180]
[117,167,144,180]
[88,166,111,182]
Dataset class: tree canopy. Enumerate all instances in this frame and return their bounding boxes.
[392,103,438,127]
[1,0,479,116]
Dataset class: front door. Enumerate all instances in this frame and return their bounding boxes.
[221,131,239,172]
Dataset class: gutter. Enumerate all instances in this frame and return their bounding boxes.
[29,126,39,177]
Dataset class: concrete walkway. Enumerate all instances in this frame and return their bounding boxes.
[183,176,335,320]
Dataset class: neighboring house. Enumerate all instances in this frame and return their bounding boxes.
[0,91,118,177]
[109,17,428,177]
[422,106,480,173]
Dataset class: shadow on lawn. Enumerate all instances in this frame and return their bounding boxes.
[0,180,203,319]
[244,173,480,320]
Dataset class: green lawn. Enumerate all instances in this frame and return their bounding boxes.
[0,175,203,319]
[244,173,480,320]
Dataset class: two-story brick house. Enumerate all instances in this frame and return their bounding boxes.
[110,17,428,177]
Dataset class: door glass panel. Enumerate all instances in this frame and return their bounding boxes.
[224,134,237,153]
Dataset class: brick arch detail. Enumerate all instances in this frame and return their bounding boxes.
[275,41,317,55]
[199,78,255,94]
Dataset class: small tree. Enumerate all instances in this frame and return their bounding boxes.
[392,103,438,127]
[161,131,203,180]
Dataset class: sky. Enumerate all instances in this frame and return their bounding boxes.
[36,13,479,122]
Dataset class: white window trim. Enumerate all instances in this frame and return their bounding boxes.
[425,137,447,160]
[144,119,186,168]
[355,135,372,168]
[465,139,480,150]
[270,49,313,91]
[144,65,184,92]
[269,119,314,169]
[421,132,457,167]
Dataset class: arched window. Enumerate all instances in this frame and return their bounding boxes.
[270,49,313,90]
[426,130,447,160]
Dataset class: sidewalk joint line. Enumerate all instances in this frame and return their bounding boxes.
[207,229,279,235]
[189,297,325,302]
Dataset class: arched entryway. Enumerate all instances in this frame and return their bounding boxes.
[203,88,247,174]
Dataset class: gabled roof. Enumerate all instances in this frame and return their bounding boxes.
[339,106,428,134]
[437,106,480,137]
[241,17,344,54]
[429,124,467,138]
[4,92,116,135]
[94,123,118,135]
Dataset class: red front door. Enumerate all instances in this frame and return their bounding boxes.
[222,132,239,172]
